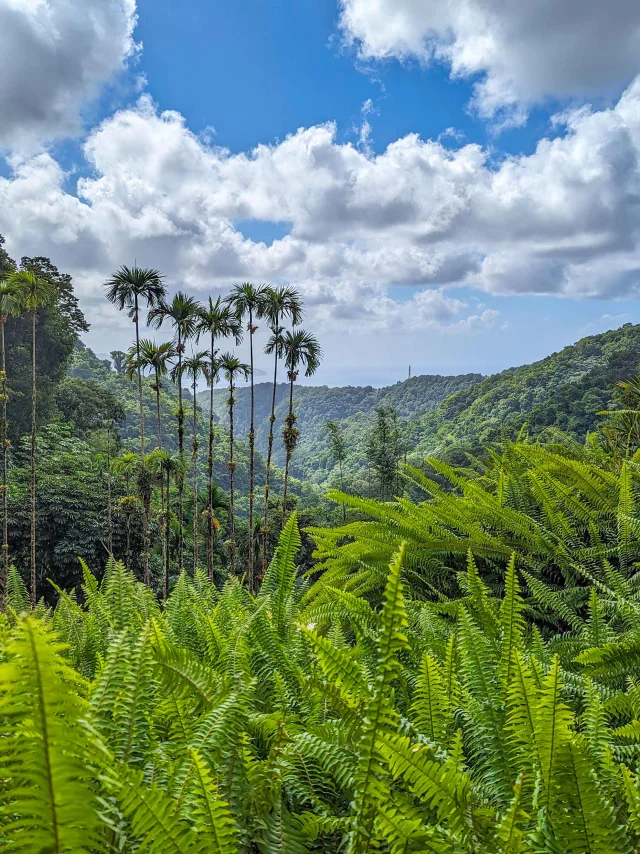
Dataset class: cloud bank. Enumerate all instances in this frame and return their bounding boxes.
[0,0,138,149]
[3,78,640,334]
[339,0,640,121]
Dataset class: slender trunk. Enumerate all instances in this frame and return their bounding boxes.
[192,380,199,576]
[0,319,8,607]
[164,469,171,600]
[177,335,184,574]
[125,474,132,569]
[227,377,236,573]
[134,295,150,586]
[155,369,168,597]
[248,308,255,592]
[262,317,280,578]
[207,334,215,582]
[30,311,37,607]
[282,376,295,528]
[107,427,113,554]
[339,459,346,524]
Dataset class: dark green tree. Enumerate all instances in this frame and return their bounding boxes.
[219,352,249,574]
[326,419,348,522]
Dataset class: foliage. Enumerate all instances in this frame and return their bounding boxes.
[5,513,640,851]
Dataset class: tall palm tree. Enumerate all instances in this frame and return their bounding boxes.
[104,266,166,585]
[9,270,56,606]
[281,329,322,524]
[180,350,209,576]
[126,339,176,450]
[225,283,267,591]
[148,292,201,573]
[219,352,249,574]
[195,297,242,581]
[147,449,187,597]
[261,286,303,574]
[0,278,20,602]
[127,339,176,589]
[111,451,142,572]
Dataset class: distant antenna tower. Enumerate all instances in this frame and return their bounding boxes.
[408,365,412,379]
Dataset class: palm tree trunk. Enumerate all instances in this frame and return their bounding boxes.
[164,468,171,599]
[248,307,255,592]
[155,368,168,596]
[0,320,8,608]
[282,376,295,528]
[177,335,184,574]
[192,382,199,576]
[207,335,215,582]
[30,310,37,607]
[227,377,236,573]
[339,458,346,523]
[262,318,280,577]
[134,295,150,586]
[106,426,113,554]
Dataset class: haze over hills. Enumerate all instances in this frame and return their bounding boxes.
[199,322,640,487]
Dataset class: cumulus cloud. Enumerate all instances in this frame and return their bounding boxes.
[4,80,640,338]
[339,0,640,120]
[0,0,138,149]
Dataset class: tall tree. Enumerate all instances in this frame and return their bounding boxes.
[127,339,176,587]
[281,330,322,524]
[104,266,166,584]
[261,286,303,575]
[326,420,348,523]
[0,278,20,605]
[196,297,242,581]
[148,293,201,573]
[180,350,209,576]
[225,283,267,592]
[218,353,249,575]
[111,452,142,571]
[147,449,187,597]
[110,350,127,376]
[9,271,57,606]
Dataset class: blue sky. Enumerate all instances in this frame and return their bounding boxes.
[1,0,640,385]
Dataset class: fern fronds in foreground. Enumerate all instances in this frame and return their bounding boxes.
[3,513,640,851]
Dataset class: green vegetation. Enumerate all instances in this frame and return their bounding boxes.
[7,231,640,850]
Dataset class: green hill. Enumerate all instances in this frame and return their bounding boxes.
[199,323,640,486]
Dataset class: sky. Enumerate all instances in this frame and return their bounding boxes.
[1,0,640,386]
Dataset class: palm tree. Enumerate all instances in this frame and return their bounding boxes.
[225,283,267,592]
[9,271,56,606]
[219,352,249,574]
[126,339,176,450]
[104,266,166,585]
[147,449,187,597]
[261,286,303,574]
[196,297,242,581]
[180,350,209,575]
[127,339,176,589]
[0,278,20,601]
[111,451,142,571]
[281,330,322,524]
[148,293,201,573]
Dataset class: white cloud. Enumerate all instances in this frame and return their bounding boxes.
[4,81,640,344]
[0,0,138,149]
[339,0,640,120]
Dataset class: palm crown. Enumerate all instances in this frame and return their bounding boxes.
[262,284,303,328]
[225,282,268,323]
[126,339,176,382]
[218,352,250,383]
[0,278,21,319]
[282,329,322,378]
[103,266,165,317]
[8,270,57,313]
[148,292,201,345]
[196,296,243,346]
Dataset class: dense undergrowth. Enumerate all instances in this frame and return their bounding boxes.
[5,462,640,851]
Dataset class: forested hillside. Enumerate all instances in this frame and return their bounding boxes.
[206,323,640,488]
